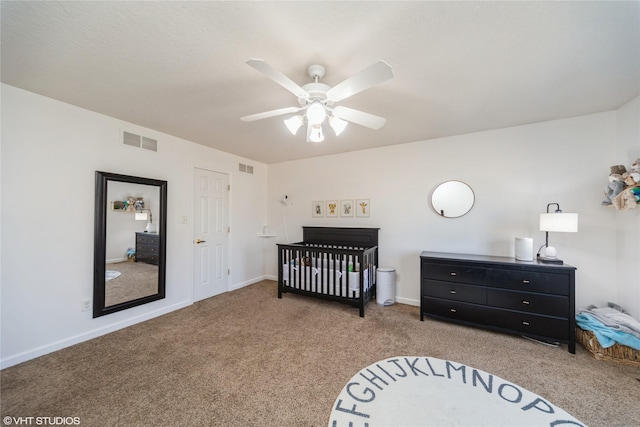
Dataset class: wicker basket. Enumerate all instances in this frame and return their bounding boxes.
[576,327,640,367]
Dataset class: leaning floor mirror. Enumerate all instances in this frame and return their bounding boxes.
[94,171,167,318]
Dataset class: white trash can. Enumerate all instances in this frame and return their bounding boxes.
[376,268,396,306]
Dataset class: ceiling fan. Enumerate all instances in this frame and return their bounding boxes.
[241,59,394,142]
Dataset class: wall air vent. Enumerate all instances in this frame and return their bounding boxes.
[122,131,158,152]
[238,163,254,174]
[141,137,158,152]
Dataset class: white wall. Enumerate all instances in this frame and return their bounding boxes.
[266,111,629,316]
[615,96,640,318]
[0,84,268,368]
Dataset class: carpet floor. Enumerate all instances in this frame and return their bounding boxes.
[2,280,639,426]
[104,260,158,307]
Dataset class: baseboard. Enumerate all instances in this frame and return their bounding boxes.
[0,300,191,370]
[394,296,419,307]
[229,275,276,292]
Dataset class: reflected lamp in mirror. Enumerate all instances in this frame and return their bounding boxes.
[135,208,154,233]
[537,203,578,265]
[431,180,475,218]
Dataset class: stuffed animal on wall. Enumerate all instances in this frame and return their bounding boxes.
[603,173,626,205]
[604,161,640,209]
[610,164,627,175]
[623,171,640,187]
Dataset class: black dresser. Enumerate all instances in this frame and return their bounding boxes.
[135,232,160,265]
[420,251,576,353]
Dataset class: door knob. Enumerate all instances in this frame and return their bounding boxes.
[195,239,206,244]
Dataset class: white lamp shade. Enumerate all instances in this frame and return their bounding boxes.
[306,102,326,125]
[135,212,148,221]
[284,115,303,135]
[329,115,348,136]
[308,124,324,142]
[539,213,578,232]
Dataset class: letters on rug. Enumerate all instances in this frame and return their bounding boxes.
[328,356,584,427]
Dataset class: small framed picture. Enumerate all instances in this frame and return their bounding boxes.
[326,200,339,218]
[340,200,354,217]
[312,201,324,217]
[356,199,370,217]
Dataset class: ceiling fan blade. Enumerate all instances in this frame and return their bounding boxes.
[332,106,387,130]
[241,107,301,122]
[326,61,394,103]
[246,59,309,99]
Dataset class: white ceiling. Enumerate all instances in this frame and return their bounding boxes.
[2,1,639,164]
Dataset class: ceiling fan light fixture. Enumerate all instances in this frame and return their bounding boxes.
[243,59,394,143]
[329,115,348,136]
[308,124,324,143]
[284,115,303,135]
[306,101,326,125]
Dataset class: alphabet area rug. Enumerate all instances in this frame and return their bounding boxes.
[105,270,121,281]
[328,356,585,427]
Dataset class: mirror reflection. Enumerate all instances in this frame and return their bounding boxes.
[94,172,167,318]
[105,181,160,307]
[431,180,475,218]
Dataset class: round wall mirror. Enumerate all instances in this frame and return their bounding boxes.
[431,180,475,218]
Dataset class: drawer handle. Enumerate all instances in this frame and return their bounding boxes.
[522,321,530,326]
[450,272,457,276]
[522,280,530,284]
[522,300,530,305]
[450,308,457,313]
[450,290,457,294]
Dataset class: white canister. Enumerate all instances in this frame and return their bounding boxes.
[515,237,534,261]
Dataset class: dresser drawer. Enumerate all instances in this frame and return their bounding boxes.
[422,297,491,325]
[137,244,159,254]
[136,251,159,265]
[422,262,486,285]
[423,280,486,304]
[136,233,160,246]
[487,269,568,295]
[489,308,569,340]
[487,288,568,317]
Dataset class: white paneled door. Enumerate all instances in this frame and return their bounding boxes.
[193,168,229,301]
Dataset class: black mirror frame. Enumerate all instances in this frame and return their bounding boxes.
[93,171,167,318]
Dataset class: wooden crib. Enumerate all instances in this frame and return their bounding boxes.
[277,227,379,317]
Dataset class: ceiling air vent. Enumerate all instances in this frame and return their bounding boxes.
[122,131,158,152]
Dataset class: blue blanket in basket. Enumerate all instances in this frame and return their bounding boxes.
[576,313,640,350]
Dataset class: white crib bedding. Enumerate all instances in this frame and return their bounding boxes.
[291,255,362,271]
[282,264,370,298]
